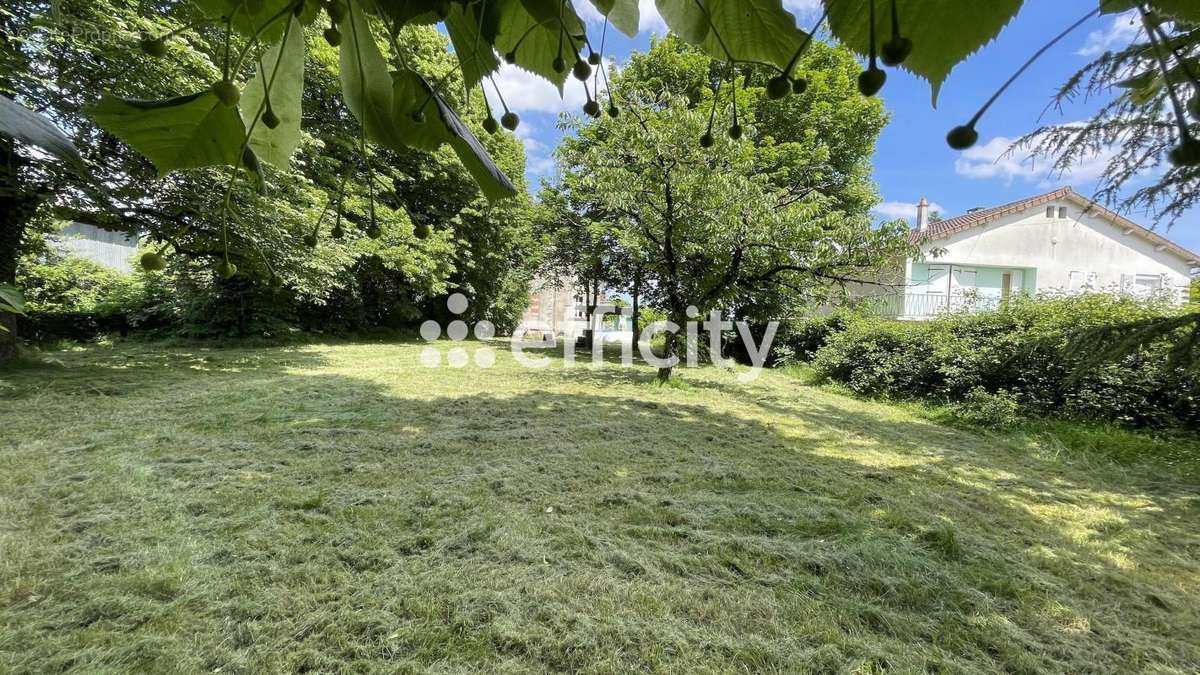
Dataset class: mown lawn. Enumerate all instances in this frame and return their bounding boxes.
[1,340,1198,673]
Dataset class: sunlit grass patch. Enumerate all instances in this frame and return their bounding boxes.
[1,340,1198,672]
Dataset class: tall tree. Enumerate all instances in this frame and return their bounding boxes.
[548,37,911,380]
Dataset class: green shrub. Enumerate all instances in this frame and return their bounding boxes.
[812,294,1199,430]
[950,388,1021,430]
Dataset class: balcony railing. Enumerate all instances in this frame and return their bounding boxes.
[859,293,1005,319]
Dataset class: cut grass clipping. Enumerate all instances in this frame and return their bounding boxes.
[1,341,1198,672]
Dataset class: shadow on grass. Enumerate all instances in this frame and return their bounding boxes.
[1,341,1198,672]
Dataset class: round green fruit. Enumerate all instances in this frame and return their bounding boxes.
[414,223,431,240]
[553,56,566,73]
[501,111,520,131]
[766,75,791,100]
[857,67,886,97]
[216,260,238,279]
[588,51,601,66]
[262,108,281,129]
[140,251,167,271]
[728,123,743,141]
[1168,138,1200,167]
[331,225,345,240]
[946,124,979,150]
[303,234,318,248]
[792,77,808,95]
[140,35,167,58]
[324,26,342,47]
[212,80,241,107]
[410,109,426,124]
[326,0,347,23]
[699,132,715,148]
[607,104,619,119]
[583,100,601,118]
[366,224,382,239]
[483,116,500,135]
[573,59,592,81]
[880,37,913,67]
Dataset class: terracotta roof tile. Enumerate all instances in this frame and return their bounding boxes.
[908,186,1200,264]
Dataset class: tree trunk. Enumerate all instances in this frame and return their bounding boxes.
[656,328,679,382]
[0,145,40,363]
[631,266,642,345]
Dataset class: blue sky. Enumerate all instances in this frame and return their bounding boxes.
[482,1,1200,255]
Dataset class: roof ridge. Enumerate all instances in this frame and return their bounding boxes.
[908,187,1199,264]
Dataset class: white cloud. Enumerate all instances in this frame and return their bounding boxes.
[954,132,1117,187]
[1078,10,1140,57]
[875,200,945,224]
[484,60,613,116]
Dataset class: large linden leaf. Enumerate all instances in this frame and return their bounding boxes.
[391,69,452,151]
[432,94,518,202]
[190,0,320,42]
[338,0,410,153]
[0,96,85,171]
[655,0,709,44]
[492,0,586,93]
[445,2,501,91]
[701,0,808,71]
[240,16,305,167]
[88,92,247,174]
[589,0,640,37]
[825,0,1024,105]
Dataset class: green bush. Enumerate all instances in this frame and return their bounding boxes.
[950,388,1021,430]
[812,295,1199,430]
[15,249,159,341]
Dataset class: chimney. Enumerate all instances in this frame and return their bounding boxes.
[916,197,930,231]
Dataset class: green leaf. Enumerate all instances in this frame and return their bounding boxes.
[432,94,518,202]
[0,96,85,171]
[338,0,410,153]
[241,16,305,167]
[445,2,501,90]
[655,0,709,44]
[825,0,1024,105]
[88,92,247,174]
[0,284,25,317]
[589,0,640,37]
[492,0,586,93]
[705,0,809,71]
[658,0,808,72]
[391,69,452,151]
[190,0,320,42]
[373,0,449,28]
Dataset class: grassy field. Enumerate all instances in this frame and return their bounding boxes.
[1,340,1198,673]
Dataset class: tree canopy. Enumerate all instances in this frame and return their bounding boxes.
[542,36,911,380]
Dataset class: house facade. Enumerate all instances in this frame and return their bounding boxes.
[519,276,632,339]
[890,187,1198,318]
[55,223,139,273]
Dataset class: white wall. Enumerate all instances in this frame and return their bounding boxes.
[56,223,139,273]
[918,200,1195,301]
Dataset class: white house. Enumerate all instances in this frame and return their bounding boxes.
[53,223,139,273]
[888,187,1198,318]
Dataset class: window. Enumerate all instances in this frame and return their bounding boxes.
[1068,271,1084,292]
[1134,274,1162,293]
[1046,206,1055,218]
[1058,207,1068,219]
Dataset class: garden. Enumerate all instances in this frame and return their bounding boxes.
[3,0,1200,672]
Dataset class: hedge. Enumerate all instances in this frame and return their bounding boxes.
[810,295,1199,430]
